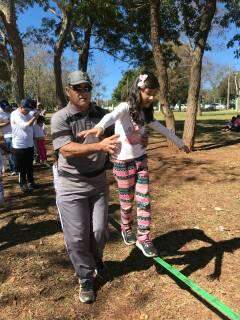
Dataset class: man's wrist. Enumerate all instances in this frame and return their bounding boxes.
[95,141,104,152]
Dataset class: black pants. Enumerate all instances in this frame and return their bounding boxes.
[13,147,34,186]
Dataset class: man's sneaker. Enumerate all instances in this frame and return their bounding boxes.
[121,229,136,245]
[95,260,111,281]
[20,184,28,193]
[79,280,95,303]
[136,239,157,258]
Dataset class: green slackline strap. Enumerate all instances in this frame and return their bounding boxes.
[109,217,240,320]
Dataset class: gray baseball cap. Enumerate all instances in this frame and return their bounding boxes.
[67,70,92,87]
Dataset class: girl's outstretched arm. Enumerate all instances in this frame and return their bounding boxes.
[148,120,190,152]
[78,103,129,138]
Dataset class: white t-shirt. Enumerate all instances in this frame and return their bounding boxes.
[11,109,34,149]
[33,123,45,138]
[96,102,185,161]
[0,109,12,138]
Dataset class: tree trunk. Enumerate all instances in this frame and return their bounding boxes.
[53,6,73,108]
[78,23,92,72]
[149,0,176,150]
[54,52,66,108]
[183,0,217,150]
[0,0,24,103]
[197,99,202,116]
[11,45,24,102]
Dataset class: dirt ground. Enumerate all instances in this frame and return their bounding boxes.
[0,128,240,320]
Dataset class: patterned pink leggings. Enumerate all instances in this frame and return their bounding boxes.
[36,139,47,162]
[113,155,151,242]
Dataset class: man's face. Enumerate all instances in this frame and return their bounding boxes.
[66,83,92,111]
[19,106,31,115]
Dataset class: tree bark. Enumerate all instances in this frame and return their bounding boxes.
[53,3,73,108]
[149,0,176,150]
[183,0,217,150]
[78,23,92,72]
[0,0,24,103]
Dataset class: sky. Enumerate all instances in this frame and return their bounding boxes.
[17,4,240,99]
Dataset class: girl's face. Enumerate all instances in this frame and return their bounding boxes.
[140,87,159,108]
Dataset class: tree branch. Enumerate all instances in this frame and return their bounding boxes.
[90,46,130,63]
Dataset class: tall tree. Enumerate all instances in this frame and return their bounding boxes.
[70,1,125,71]
[53,1,74,108]
[119,0,182,150]
[26,1,125,107]
[0,0,24,102]
[26,1,77,107]
[149,0,178,134]
[112,69,140,103]
[181,0,217,150]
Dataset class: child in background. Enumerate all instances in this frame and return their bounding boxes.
[79,72,189,258]
[222,116,236,132]
[34,115,49,167]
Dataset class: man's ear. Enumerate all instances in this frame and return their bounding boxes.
[65,86,70,98]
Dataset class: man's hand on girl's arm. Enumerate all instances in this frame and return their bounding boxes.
[78,127,104,138]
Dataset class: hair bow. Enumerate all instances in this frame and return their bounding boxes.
[137,74,148,88]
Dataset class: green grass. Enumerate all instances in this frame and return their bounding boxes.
[154,110,238,121]
[152,110,240,150]
[46,110,240,149]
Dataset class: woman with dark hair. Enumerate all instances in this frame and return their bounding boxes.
[79,72,189,257]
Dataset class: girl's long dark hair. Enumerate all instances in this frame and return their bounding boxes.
[128,71,159,125]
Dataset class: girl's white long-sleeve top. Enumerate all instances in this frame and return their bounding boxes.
[96,102,185,161]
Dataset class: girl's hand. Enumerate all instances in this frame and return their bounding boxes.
[180,145,190,153]
[78,127,104,139]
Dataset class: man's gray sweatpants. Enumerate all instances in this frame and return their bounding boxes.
[55,172,108,283]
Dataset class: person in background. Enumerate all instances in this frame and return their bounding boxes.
[233,115,240,131]
[222,116,236,132]
[34,115,50,167]
[0,100,17,175]
[37,102,47,117]
[10,102,18,111]
[11,98,40,193]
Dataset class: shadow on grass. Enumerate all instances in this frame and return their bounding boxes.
[106,226,240,281]
[149,119,240,152]
[107,205,240,281]
[0,217,61,251]
[195,137,240,151]
[1,180,56,217]
[105,224,240,319]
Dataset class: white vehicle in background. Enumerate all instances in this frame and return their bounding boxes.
[180,104,187,111]
[203,103,226,111]
[173,104,180,111]
[215,103,226,110]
